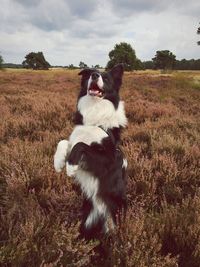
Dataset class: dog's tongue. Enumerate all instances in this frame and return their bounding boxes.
[89,82,103,97]
[89,90,102,96]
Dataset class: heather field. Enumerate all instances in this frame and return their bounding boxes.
[0,69,200,267]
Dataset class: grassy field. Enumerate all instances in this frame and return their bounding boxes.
[0,69,200,267]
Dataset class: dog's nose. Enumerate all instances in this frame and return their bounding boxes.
[91,72,100,81]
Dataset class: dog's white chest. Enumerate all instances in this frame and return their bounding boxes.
[77,95,127,129]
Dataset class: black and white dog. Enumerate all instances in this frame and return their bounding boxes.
[54,64,128,239]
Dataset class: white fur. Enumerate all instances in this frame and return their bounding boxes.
[85,198,107,228]
[123,158,128,169]
[69,125,107,148]
[66,162,78,177]
[54,140,69,172]
[87,75,104,90]
[116,101,128,128]
[73,169,112,230]
[78,95,127,130]
[97,75,104,89]
[75,169,99,199]
[85,196,115,232]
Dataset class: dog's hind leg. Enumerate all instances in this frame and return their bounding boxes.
[54,140,69,172]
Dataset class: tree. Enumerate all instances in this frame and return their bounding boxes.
[91,64,102,69]
[22,52,50,70]
[143,60,154,69]
[68,64,79,69]
[152,50,176,70]
[135,58,145,70]
[0,54,3,70]
[197,23,200,45]
[106,42,142,71]
[79,61,88,69]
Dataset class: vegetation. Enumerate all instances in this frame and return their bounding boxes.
[175,59,200,70]
[143,58,200,70]
[197,23,200,45]
[2,63,23,69]
[143,60,154,69]
[0,69,199,266]
[79,61,88,69]
[0,54,4,70]
[152,50,176,71]
[22,52,51,70]
[91,64,102,69]
[106,42,143,71]
[67,64,78,69]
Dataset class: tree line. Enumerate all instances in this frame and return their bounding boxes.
[143,58,200,70]
[1,47,200,71]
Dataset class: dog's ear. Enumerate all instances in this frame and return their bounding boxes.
[78,69,94,78]
[78,69,95,88]
[110,63,124,81]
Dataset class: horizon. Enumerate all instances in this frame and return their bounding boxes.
[3,56,200,68]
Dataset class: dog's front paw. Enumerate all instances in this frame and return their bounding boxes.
[54,156,65,173]
[66,162,78,177]
[54,140,69,172]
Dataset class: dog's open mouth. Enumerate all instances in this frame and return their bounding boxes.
[88,82,104,97]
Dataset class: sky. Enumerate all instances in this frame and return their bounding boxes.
[0,0,200,67]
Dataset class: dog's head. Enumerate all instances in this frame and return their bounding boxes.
[78,64,124,108]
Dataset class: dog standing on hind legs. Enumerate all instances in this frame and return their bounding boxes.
[54,64,128,240]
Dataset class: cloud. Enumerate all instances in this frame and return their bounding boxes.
[0,0,199,66]
[14,0,40,6]
[11,0,98,31]
[109,0,169,16]
[67,0,97,18]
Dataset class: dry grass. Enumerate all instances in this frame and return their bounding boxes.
[0,69,199,267]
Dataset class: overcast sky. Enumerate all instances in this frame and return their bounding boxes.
[0,0,199,66]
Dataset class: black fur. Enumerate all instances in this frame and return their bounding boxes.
[69,64,127,239]
[68,141,127,239]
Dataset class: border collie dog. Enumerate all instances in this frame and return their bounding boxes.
[54,64,128,239]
